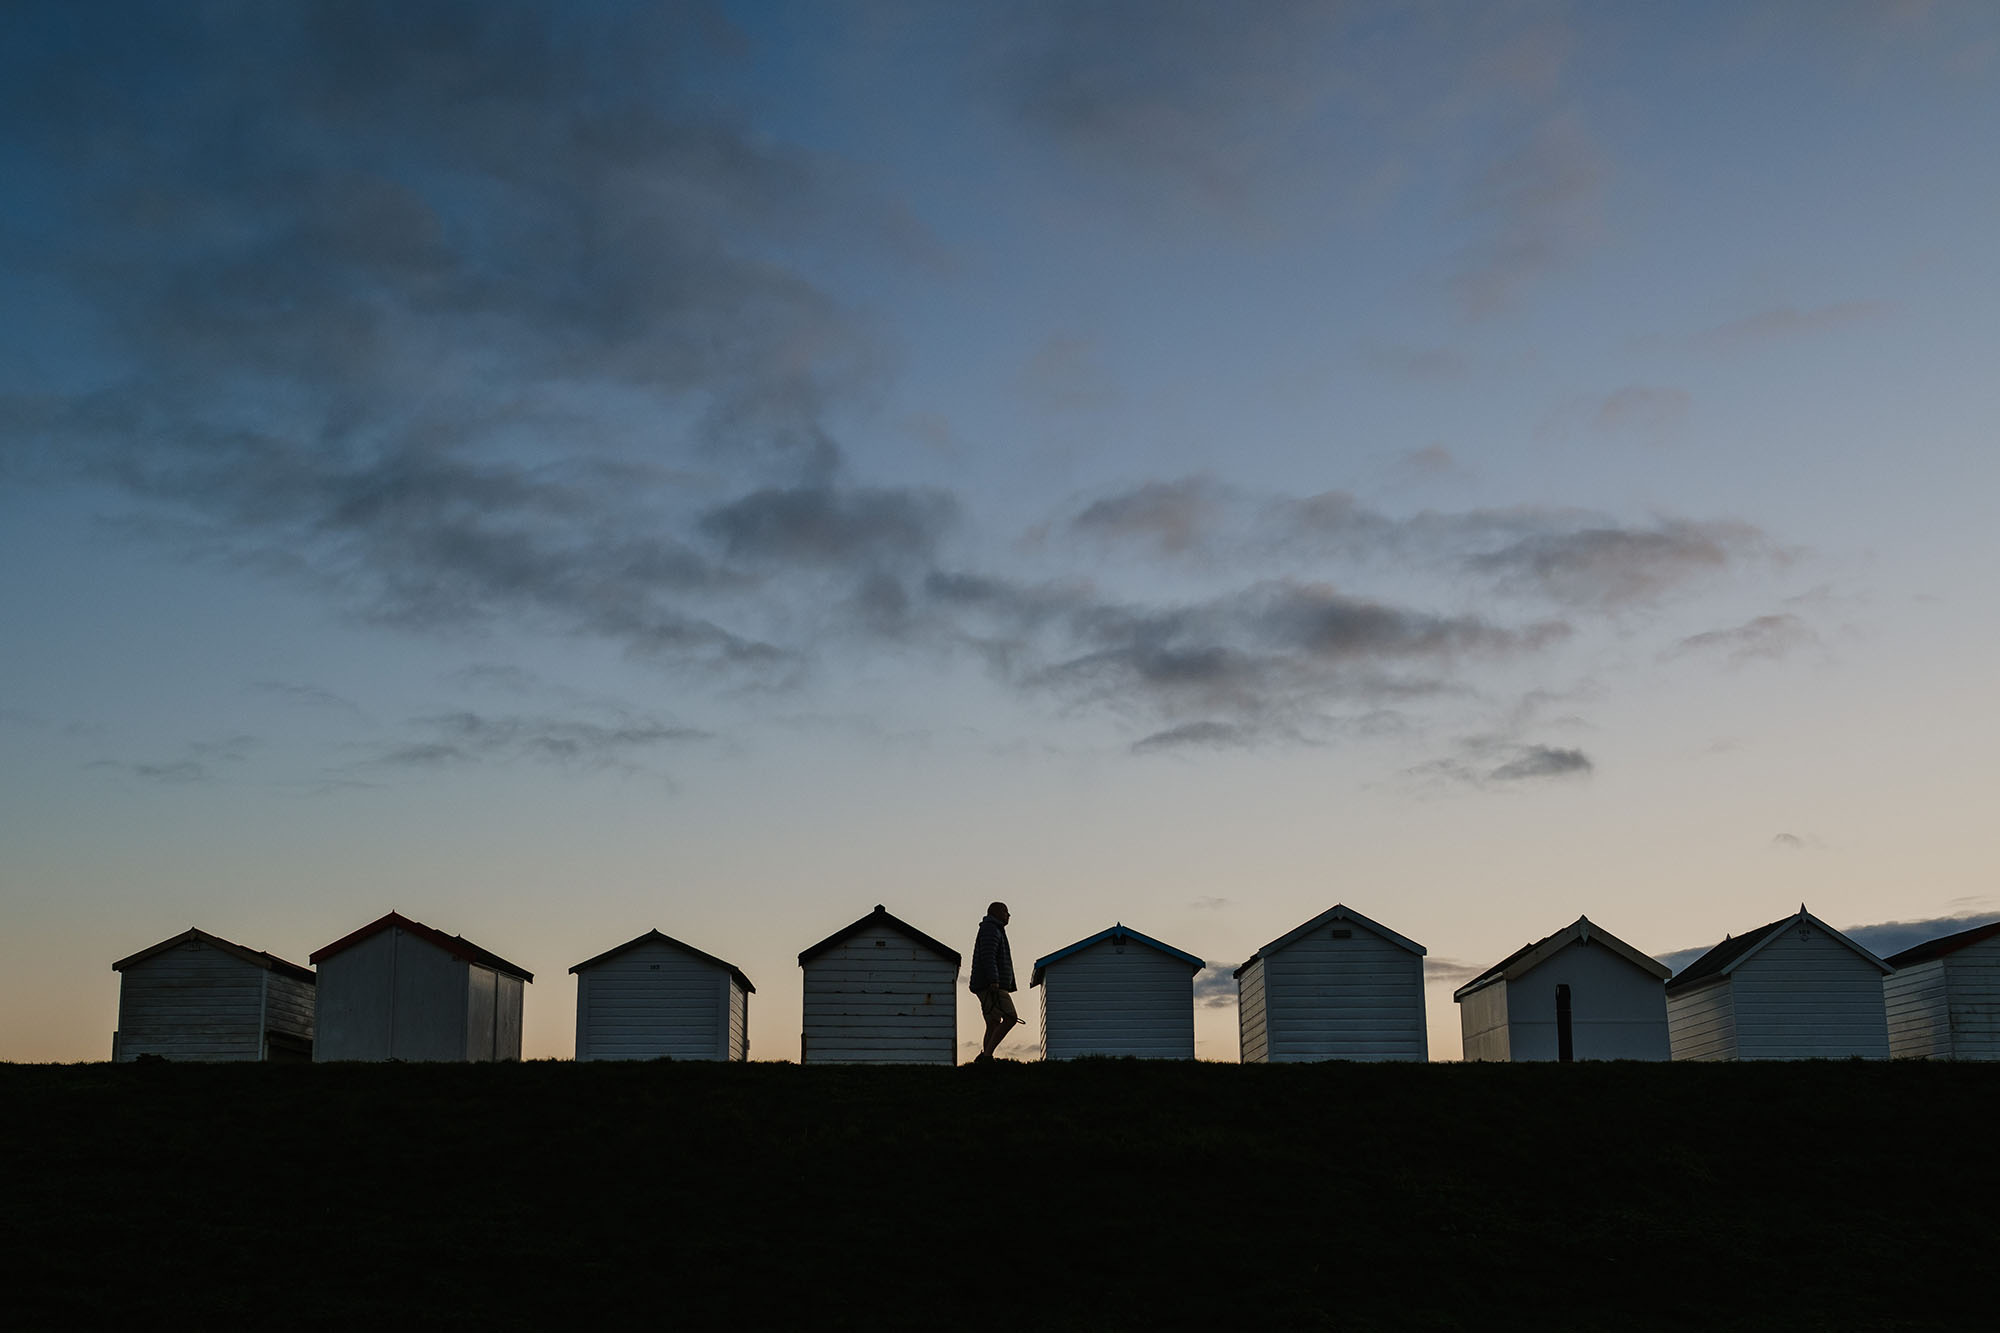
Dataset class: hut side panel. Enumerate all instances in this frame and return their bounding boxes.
[802,927,957,1065]
[493,972,523,1061]
[1944,935,2000,1059]
[576,940,726,1062]
[1884,959,1950,1060]
[1237,957,1270,1064]
[1041,943,1194,1061]
[1505,944,1668,1061]
[1458,982,1510,1062]
[1731,926,1889,1060]
[1263,927,1426,1062]
[263,970,317,1060]
[467,966,497,1061]
[114,941,265,1062]
[1666,980,1737,1061]
[727,980,748,1061]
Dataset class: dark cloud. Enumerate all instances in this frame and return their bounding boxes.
[1132,721,1254,754]
[700,485,956,567]
[991,0,1358,210]
[1193,963,1239,1009]
[1415,737,1594,788]
[1663,613,1817,667]
[1488,744,1592,782]
[1071,477,1226,557]
[1,1,914,684]
[369,710,710,773]
[1069,480,1765,610]
[1468,520,1759,609]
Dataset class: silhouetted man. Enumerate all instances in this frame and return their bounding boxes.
[969,901,1020,1062]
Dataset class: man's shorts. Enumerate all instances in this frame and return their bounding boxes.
[977,986,1018,1023]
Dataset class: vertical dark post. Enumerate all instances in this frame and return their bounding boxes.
[1555,983,1574,1063]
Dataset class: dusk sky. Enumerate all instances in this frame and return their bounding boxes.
[5,0,1999,1063]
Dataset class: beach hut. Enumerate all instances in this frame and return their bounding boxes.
[571,929,755,1062]
[1666,906,1890,1061]
[798,905,960,1065]
[1454,916,1671,1062]
[311,912,533,1062]
[1032,924,1202,1060]
[1883,920,2000,1060]
[1233,904,1427,1063]
[110,927,316,1062]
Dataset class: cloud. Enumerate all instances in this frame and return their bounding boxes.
[1771,832,1807,850]
[1664,613,1817,667]
[367,710,710,773]
[1692,302,1891,348]
[1189,897,1231,911]
[1,1,918,684]
[1070,477,1226,557]
[1468,520,1759,609]
[700,484,956,567]
[248,680,359,712]
[1193,962,1239,1009]
[1422,957,1489,987]
[1488,744,1592,781]
[1415,737,1594,789]
[1132,721,1255,754]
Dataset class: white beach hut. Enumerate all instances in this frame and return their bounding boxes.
[1883,920,2000,1060]
[571,929,755,1062]
[1233,904,1427,1063]
[797,905,960,1065]
[311,912,533,1062]
[1455,916,1671,1062]
[1032,924,1202,1061]
[1666,906,1891,1061]
[111,927,316,1062]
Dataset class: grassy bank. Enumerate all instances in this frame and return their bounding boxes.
[5,1059,1993,1330]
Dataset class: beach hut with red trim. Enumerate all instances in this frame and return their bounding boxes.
[311,912,533,1062]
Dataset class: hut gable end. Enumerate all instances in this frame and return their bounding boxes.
[571,931,754,1062]
[1236,905,1428,1062]
[799,906,959,1065]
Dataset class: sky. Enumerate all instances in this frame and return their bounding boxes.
[4,0,1999,1064]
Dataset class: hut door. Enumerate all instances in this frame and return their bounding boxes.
[1555,984,1574,1063]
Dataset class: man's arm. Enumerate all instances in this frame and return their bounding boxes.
[969,919,997,992]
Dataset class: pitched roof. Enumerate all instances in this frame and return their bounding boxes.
[1452,915,1670,1001]
[797,904,961,967]
[1032,924,1204,987]
[1666,906,1890,995]
[570,929,755,993]
[309,911,534,982]
[1885,919,2000,969]
[113,927,315,985]
[1232,903,1424,979]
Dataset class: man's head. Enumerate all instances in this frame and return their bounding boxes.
[988,901,1010,924]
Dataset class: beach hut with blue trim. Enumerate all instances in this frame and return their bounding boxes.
[1032,924,1204,1060]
